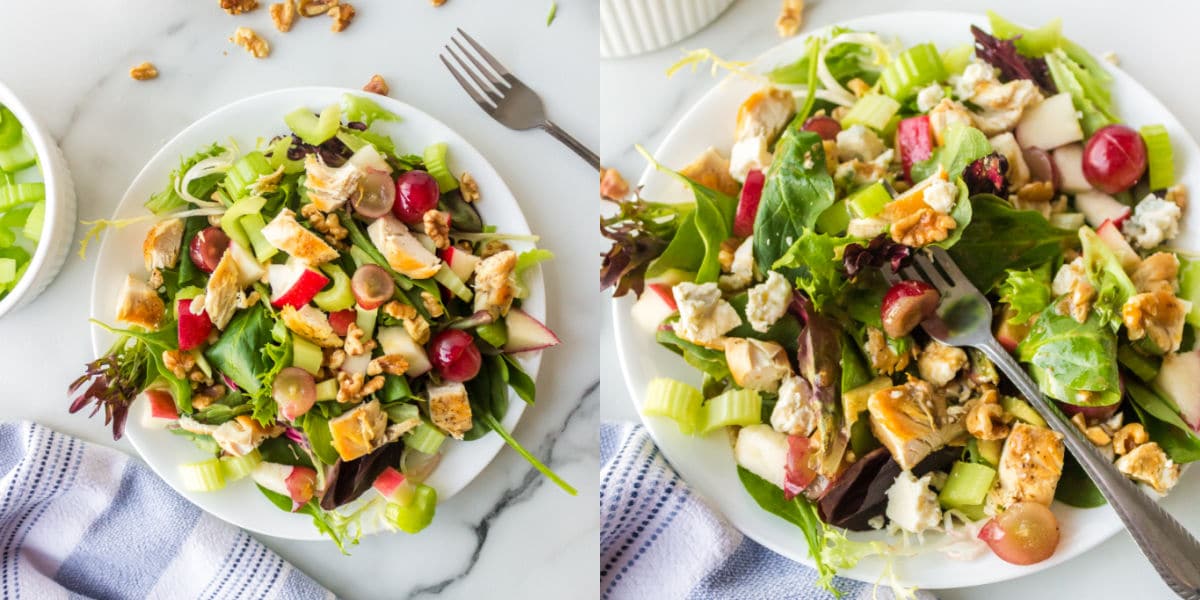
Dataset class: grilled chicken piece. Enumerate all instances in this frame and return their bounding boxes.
[473,250,517,317]
[679,147,741,197]
[142,218,184,271]
[729,87,795,181]
[328,399,387,461]
[995,422,1065,507]
[115,275,165,330]
[281,304,343,348]
[205,250,241,330]
[366,214,441,279]
[304,154,364,212]
[867,378,965,470]
[725,338,792,393]
[261,208,339,265]
[428,381,473,440]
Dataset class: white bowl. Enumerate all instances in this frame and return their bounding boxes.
[0,81,77,319]
[614,10,1200,589]
[601,0,735,59]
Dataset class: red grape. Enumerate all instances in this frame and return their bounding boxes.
[802,116,842,141]
[190,227,230,273]
[352,168,396,218]
[978,502,1060,565]
[351,264,394,310]
[273,367,316,421]
[328,309,357,337]
[1022,147,1058,188]
[428,329,482,382]
[393,170,440,224]
[1082,125,1147,194]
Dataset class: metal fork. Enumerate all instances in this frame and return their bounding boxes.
[439,29,599,170]
[883,246,1200,599]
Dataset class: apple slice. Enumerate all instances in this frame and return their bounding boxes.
[733,169,765,237]
[1051,144,1090,193]
[251,462,317,511]
[177,298,213,351]
[378,326,433,376]
[140,389,178,430]
[1075,190,1131,229]
[995,306,1032,352]
[269,259,331,309]
[1155,351,1200,432]
[228,241,265,288]
[1016,93,1084,150]
[1096,219,1140,270]
[373,466,417,506]
[631,283,678,333]
[502,308,561,353]
[443,246,481,282]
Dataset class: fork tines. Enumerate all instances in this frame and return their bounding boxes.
[439,28,512,110]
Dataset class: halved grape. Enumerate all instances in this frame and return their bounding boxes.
[190,227,230,273]
[273,367,316,421]
[393,170,440,224]
[1083,124,1148,194]
[351,264,394,309]
[978,502,1060,565]
[428,329,482,382]
[802,116,842,141]
[352,168,396,218]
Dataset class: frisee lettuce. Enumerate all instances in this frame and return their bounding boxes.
[998,264,1053,324]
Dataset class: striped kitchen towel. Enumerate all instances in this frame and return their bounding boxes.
[0,421,332,600]
[600,421,937,600]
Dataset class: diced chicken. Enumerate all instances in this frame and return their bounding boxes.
[917,341,969,387]
[959,62,1043,136]
[205,250,241,330]
[834,151,893,189]
[718,237,754,291]
[281,304,343,347]
[885,470,942,533]
[671,282,743,349]
[178,415,283,457]
[261,208,339,266]
[428,381,473,440]
[680,147,741,197]
[995,422,1065,507]
[770,374,820,436]
[745,271,791,333]
[734,424,789,489]
[116,274,165,330]
[835,125,886,162]
[1115,441,1180,494]
[928,99,974,146]
[142,218,184,271]
[473,250,517,317]
[304,154,365,212]
[989,132,1031,190]
[724,338,792,393]
[328,399,388,461]
[730,87,795,181]
[867,378,964,470]
[366,214,441,279]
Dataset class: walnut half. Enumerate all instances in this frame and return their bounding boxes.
[890,208,956,247]
[129,62,158,81]
[363,74,389,96]
[328,3,355,32]
[231,27,270,59]
[270,1,297,32]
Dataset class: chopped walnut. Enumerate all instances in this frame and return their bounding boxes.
[1071,412,1112,446]
[325,348,346,370]
[431,0,446,6]
[344,322,375,356]
[403,314,431,345]
[251,166,285,195]
[162,350,196,380]
[328,3,355,31]
[1123,288,1188,353]
[421,291,445,318]
[480,239,510,259]
[1013,181,1055,216]
[846,78,870,98]
[336,371,385,403]
[231,27,270,58]
[966,389,1009,441]
[1131,252,1179,294]
[775,0,804,37]
[423,210,451,250]
[1116,442,1180,493]
[1052,257,1096,324]
[300,202,349,247]
[270,1,296,31]
[129,62,158,81]
[383,300,416,321]
[865,326,913,375]
[821,140,838,175]
[220,0,259,14]
[370,354,409,376]
[362,74,389,95]
[460,171,480,203]
[718,237,740,272]
[192,385,227,410]
[1166,183,1188,210]
[1113,423,1149,456]
[890,208,956,247]
[297,0,336,16]
[600,168,629,201]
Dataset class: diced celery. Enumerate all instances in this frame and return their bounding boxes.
[220,449,262,481]
[1001,396,1048,427]
[643,378,703,434]
[179,458,226,492]
[423,142,458,192]
[382,375,411,401]
[285,104,342,146]
[265,136,305,174]
[0,107,21,148]
[977,439,1003,467]
[1179,258,1200,328]
[342,93,401,126]
[1140,124,1174,191]
[879,43,946,99]
[356,305,378,339]
[219,194,266,253]
[940,43,974,75]
[315,378,338,401]
[385,484,437,533]
[292,334,323,376]
[238,213,278,261]
[841,93,901,131]
[842,376,892,425]
[700,389,761,434]
[476,321,507,348]
[939,460,997,509]
[0,182,44,209]
[815,199,850,235]
[21,201,44,242]
[846,182,891,219]
[0,258,15,284]
[385,402,420,423]
[313,264,356,312]
[434,265,472,301]
[986,11,1062,57]
[0,134,36,172]
[403,421,447,454]
[224,151,273,199]
[0,229,14,248]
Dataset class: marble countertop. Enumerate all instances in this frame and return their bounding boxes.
[0,1,597,598]
[599,0,1200,597]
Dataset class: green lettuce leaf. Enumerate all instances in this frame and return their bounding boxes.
[1017,304,1121,406]
[736,467,839,594]
[1127,380,1200,464]
[998,263,1054,324]
[641,151,737,284]
[910,124,992,182]
[753,127,836,273]
[772,230,850,310]
[146,143,228,215]
[656,327,730,382]
[947,195,1077,292]
[1080,226,1137,332]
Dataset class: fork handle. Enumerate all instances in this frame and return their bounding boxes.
[977,338,1200,599]
[540,120,599,170]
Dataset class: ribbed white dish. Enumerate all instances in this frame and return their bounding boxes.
[0,81,77,319]
[601,0,735,59]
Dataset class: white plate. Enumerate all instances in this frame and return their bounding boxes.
[614,11,1200,588]
[90,87,545,541]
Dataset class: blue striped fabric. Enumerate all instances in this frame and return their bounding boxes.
[600,422,937,600]
[0,421,333,600]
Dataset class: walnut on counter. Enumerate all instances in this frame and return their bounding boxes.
[231,27,270,58]
[600,168,629,201]
[362,74,389,95]
[328,3,355,32]
[775,0,804,37]
[297,0,337,17]
[270,1,297,32]
[220,0,259,15]
[129,62,158,81]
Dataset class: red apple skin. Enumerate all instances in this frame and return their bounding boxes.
[285,466,318,507]
[177,299,213,351]
[328,309,357,336]
[645,283,678,311]
[733,169,766,238]
[271,269,330,309]
[145,389,178,419]
[881,280,940,338]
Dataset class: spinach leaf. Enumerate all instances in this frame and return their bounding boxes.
[840,334,872,393]
[753,128,836,273]
[727,293,802,353]
[257,436,314,468]
[1127,380,1200,463]
[644,167,736,284]
[1055,453,1106,508]
[655,327,730,382]
[1017,306,1121,406]
[737,466,834,583]
[1081,226,1137,332]
[772,229,849,310]
[502,355,536,404]
[169,428,221,456]
[204,304,274,393]
[947,195,1077,292]
[297,412,340,465]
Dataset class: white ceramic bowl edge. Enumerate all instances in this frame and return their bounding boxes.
[601,0,735,59]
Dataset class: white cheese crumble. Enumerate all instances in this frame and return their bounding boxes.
[835,125,886,162]
[922,178,959,214]
[745,271,791,333]
[885,470,942,534]
[672,282,742,347]
[916,84,945,113]
[1124,194,1182,248]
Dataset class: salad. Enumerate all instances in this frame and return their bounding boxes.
[70,93,572,550]
[603,11,1200,590]
[0,103,46,300]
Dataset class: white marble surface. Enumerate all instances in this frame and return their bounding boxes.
[600,0,1200,597]
[0,1,597,598]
